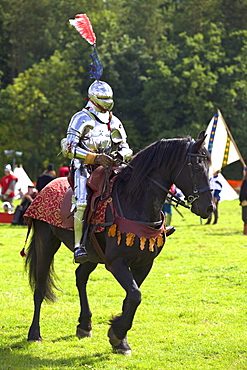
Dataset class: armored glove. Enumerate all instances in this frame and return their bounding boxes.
[111,151,123,162]
[95,154,113,168]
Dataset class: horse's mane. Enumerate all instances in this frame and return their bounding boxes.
[114,136,192,200]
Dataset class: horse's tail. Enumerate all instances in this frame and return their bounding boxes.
[24,221,59,302]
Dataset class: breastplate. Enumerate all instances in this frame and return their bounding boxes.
[83,121,112,153]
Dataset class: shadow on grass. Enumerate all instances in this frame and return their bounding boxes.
[178,225,243,236]
[1,337,112,369]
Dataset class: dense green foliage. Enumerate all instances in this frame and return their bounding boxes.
[1,199,247,368]
[0,0,247,179]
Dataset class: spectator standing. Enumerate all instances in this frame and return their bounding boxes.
[0,164,18,210]
[11,185,38,225]
[205,171,222,225]
[162,184,177,226]
[36,164,56,192]
[239,167,247,235]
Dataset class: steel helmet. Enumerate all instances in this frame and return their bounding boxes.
[88,80,114,112]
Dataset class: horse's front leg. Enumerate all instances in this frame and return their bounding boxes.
[106,258,143,355]
[75,261,97,338]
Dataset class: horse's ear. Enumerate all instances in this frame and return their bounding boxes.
[197,130,206,141]
[192,131,207,152]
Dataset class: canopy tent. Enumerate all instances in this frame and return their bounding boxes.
[13,165,34,196]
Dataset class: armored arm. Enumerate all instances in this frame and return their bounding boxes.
[61,110,96,161]
[61,110,113,167]
[110,116,133,161]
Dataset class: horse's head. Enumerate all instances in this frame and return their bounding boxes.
[173,131,214,219]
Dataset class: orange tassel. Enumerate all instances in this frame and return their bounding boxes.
[140,237,146,250]
[157,234,164,247]
[149,238,155,252]
[108,224,117,237]
[126,233,135,246]
[117,231,122,245]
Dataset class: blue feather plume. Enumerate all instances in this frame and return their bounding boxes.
[89,45,103,80]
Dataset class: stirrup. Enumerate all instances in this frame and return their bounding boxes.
[166,226,175,237]
[74,246,88,264]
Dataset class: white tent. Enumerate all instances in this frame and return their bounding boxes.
[13,165,34,197]
[217,173,238,202]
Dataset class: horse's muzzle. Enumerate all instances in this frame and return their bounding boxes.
[191,202,214,219]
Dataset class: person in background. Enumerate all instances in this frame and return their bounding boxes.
[2,201,12,214]
[36,164,56,192]
[162,184,176,226]
[11,185,38,225]
[58,166,70,177]
[239,166,247,235]
[205,171,222,225]
[0,164,18,210]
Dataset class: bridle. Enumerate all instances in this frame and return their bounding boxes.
[117,141,211,210]
[169,141,211,207]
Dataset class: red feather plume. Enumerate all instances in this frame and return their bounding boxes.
[69,14,96,45]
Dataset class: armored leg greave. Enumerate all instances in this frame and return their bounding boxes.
[74,205,86,250]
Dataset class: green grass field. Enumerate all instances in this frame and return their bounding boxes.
[1,199,247,369]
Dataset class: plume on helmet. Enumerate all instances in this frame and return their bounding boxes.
[69,13,103,80]
[69,14,96,45]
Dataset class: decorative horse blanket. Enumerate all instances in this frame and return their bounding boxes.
[24,177,74,230]
[24,176,108,232]
[24,174,166,251]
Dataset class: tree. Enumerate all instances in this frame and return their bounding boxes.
[0,51,82,179]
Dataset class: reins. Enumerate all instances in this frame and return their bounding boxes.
[90,140,210,235]
[171,141,211,205]
[115,140,210,210]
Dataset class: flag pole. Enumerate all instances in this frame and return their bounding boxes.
[217,109,246,168]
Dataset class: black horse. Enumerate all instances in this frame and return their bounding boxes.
[25,131,213,355]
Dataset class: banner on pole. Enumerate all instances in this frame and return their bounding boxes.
[204,109,246,175]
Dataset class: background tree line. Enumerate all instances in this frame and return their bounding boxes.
[0,0,247,180]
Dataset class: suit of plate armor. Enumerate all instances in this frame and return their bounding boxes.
[61,80,132,261]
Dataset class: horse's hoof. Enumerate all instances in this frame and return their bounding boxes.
[76,326,92,338]
[108,327,121,346]
[27,338,42,343]
[113,337,132,356]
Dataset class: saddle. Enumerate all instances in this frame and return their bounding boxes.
[60,165,118,229]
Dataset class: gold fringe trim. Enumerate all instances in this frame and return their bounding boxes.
[149,238,156,252]
[140,237,146,250]
[126,233,135,246]
[108,225,165,251]
[117,230,122,245]
[157,234,164,247]
[108,224,117,237]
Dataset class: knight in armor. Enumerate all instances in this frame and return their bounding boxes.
[61,80,133,263]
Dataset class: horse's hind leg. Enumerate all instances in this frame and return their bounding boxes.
[27,222,61,342]
[75,261,97,338]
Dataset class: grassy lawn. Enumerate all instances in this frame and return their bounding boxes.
[0,199,247,369]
